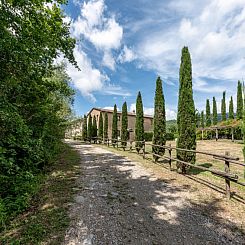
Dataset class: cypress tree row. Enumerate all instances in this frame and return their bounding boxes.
[201,111,205,128]
[212,97,218,125]
[221,91,226,121]
[237,80,243,120]
[177,46,196,173]
[135,91,144,152]
[92,115,97,141]
[229,96,234,120]
[103,112,108,142]
[87,115,92,142]
[112,104,118,145]
[152,77,166,160]
[98,111,103,142]
[82,115,87,141]
[121,102,128,148]
[206,99,211,127]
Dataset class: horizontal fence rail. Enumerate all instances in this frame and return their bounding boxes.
[82,137,245,199]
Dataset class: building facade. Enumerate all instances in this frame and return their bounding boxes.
[87,107,153,140]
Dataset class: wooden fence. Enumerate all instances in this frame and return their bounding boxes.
[85,137,245,199]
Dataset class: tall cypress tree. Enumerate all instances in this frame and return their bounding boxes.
[121,102,128,148]
[177,46,196,173]
[135,91,144,152]
[87,115,92,142]
[82,115,87,141]
[92,115,97,141]
[103,112,108,142]
[112,104,118,145]
[221,91,226,121]
[195,110,200,128]
[152,77,166,160]
[229,96,234,120]
[206,99,211,127]
[212,97,218,125]
[98,111,103,142]
[237,80,243,120]
[201,111,205,128]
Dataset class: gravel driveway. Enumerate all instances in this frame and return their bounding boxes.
[63,141,245,245]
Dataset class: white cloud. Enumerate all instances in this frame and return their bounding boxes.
[118,45,136,63]
[67,46,107,102]
[135,0,245,90]
[102,51,115,70]
[71,0,123,70]
[129,103,177,120]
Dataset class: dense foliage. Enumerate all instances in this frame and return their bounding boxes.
[213,97,218,125]
[135,92,144,152]
[152,77,166,160]
[98,112,103,142]
[103,113,108,141]
[177,47,196,173]
[237,81,243,120]
[206,99,211,127]
[82,115,87,141]
[229,96,234,120]
[121,102,128,148]
[112,105,118,145]
[92,116,97,141]
[0,0,76,229]
[221,91,226,121]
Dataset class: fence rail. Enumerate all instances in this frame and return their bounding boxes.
[83,137,245,199]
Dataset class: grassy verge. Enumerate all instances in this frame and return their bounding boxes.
[0,143,81,244]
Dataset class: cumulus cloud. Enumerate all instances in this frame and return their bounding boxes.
[66,46,107,102]
[71,0,123,69]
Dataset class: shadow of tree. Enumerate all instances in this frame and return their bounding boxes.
[65,143,245,245]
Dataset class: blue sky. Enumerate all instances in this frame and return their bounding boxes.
[62,0,245,119]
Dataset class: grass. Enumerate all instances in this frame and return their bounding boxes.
[0,143,81,245]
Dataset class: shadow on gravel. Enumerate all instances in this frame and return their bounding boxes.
[67,143,245,245]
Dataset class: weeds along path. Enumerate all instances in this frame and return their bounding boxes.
[63,140,245,245]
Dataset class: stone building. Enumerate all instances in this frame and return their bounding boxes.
[87,107,153,140]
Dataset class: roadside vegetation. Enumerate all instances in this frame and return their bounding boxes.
[0,0,77,232]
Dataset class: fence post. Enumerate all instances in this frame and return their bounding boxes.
[225,151,231,199]
[117,140,118,149]
[169,144,172,170]
[143,140,145,159]
[130,141,132,152]
[107,138,110,147]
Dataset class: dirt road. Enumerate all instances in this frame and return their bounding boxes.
[63,141,245,245]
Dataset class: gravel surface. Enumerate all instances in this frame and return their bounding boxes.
[63,141,245,245]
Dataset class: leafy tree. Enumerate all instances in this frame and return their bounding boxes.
[229,96,234,120]
[221,91,226,121]
[152,77,166,160]
[82,115,87,141]
[87,115,92,142]
[112,104,118,145]
[92,116,97,141]
[206,99,211,127]
[98,112,103,142]
[135,91,144,152]
[213,97,218,125]
[103,112,108,142]
[121,102,128,148]
[177,47,196,173]
[201,111,205,128]
[237,81,243,120]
